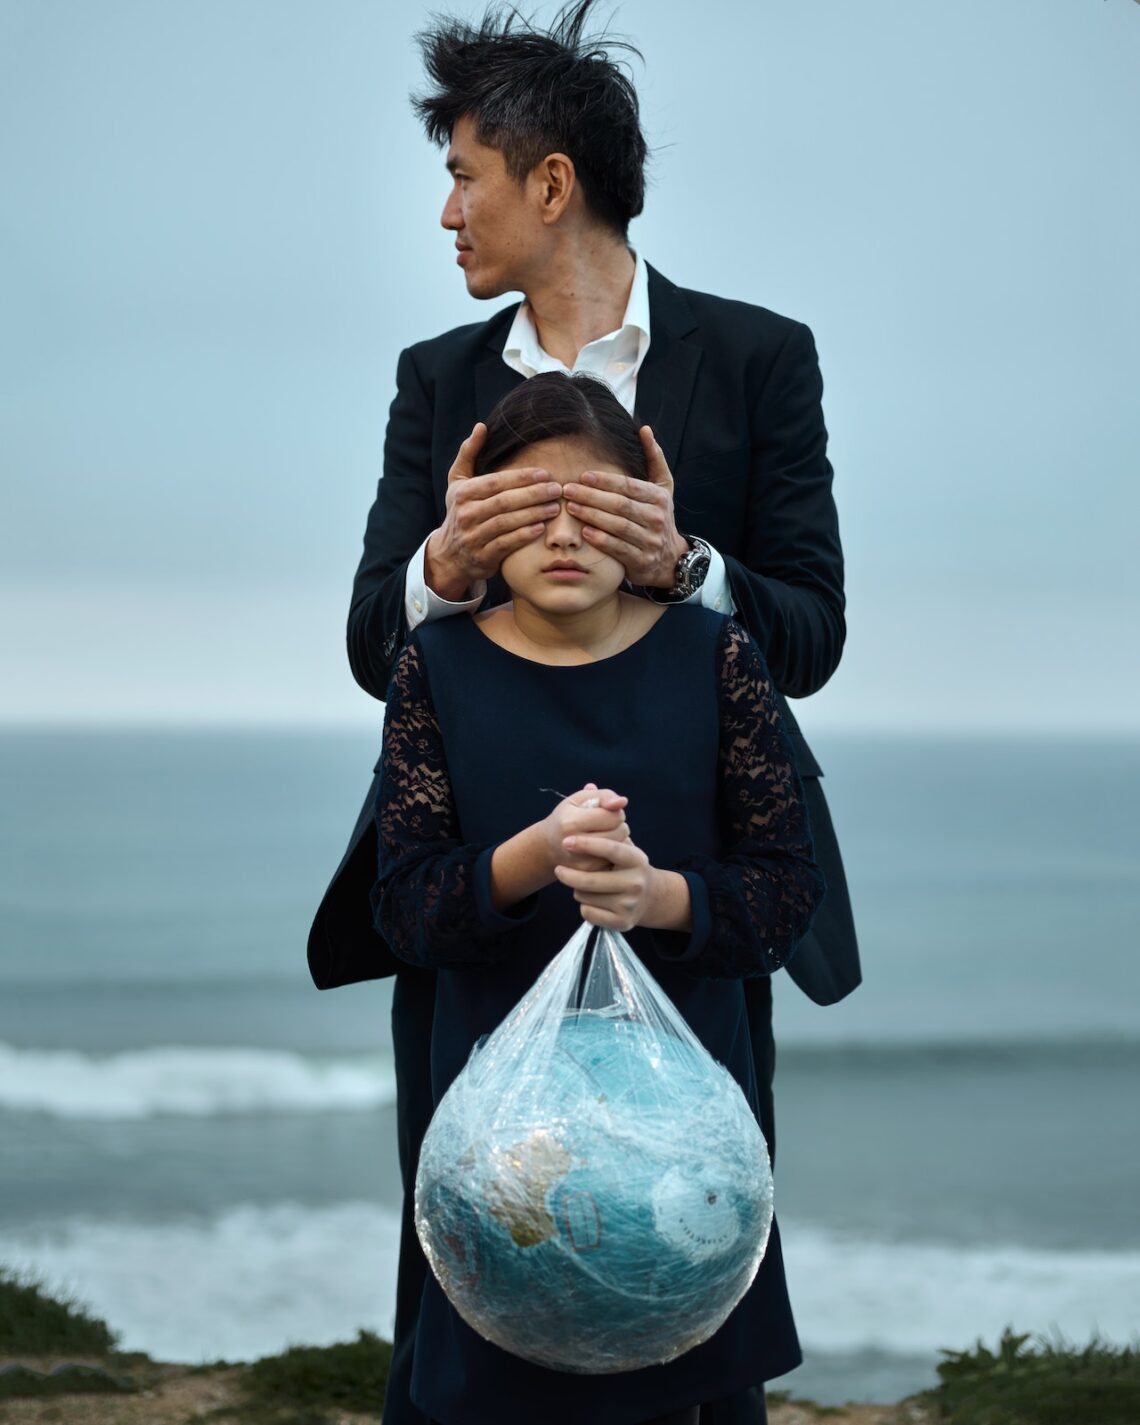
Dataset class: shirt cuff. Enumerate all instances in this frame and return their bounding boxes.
[649,871,712,966]
[691,544,735,615]
[405,537,487,632]
[473,846,541,932]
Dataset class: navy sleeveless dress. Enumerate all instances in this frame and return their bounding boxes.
[373,604,823,1425]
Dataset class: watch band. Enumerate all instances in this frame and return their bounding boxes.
[645,535,712,604]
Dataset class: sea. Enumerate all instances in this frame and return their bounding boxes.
[1,728,1138,1405]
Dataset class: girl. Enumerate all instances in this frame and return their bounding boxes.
[373,371,824,1425]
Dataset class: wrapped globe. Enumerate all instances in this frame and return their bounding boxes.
[415,926,774,1374]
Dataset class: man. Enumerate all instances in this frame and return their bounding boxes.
[308,4,859,1422]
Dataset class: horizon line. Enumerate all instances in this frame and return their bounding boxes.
[2,718,1140,743]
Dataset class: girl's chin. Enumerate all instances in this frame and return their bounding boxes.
[525,579,623,604]
[532,592,609,612]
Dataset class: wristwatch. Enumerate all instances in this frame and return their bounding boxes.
[645,535,712,604]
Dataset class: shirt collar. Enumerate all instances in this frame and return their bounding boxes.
[503,250,651,373]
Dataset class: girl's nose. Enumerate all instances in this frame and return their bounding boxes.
[546,502,581,545]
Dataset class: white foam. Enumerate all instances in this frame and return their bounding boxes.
[781,1222,1140,1354]
[4,1208,1139,1367]
[0,1202,400,1364]
[0,1042,396,1119]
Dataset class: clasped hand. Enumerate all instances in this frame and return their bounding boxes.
[544,785,657,933]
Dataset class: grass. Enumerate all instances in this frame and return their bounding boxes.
[5,1274,1137,1425]
[922,1328,1140,1425]
[0,1267,118,1356]
[237,1330,391,1417]
[1,1269,391,1419]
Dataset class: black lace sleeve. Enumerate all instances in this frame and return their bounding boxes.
[672,620,826,977]
[370,639,527,968]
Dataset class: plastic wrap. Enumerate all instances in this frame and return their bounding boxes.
[414,923,774,1374]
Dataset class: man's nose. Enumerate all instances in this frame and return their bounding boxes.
[441,189,461,230]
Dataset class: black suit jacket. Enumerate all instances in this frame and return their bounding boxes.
[309,265,859,1005]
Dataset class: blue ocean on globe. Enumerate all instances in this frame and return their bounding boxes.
[416,1010,773,1373]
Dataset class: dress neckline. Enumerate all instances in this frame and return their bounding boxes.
[466,603,672,670]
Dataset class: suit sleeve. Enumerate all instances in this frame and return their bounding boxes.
[347,346,440,699]
[724,321,846,700]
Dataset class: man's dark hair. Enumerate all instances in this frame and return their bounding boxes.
[476,372,648,479]
[413,0,647,237]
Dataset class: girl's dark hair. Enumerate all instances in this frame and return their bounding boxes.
[475,372,647,480]
[413,0,647,238]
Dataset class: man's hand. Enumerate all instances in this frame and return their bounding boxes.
[423,423,563,601]
[561,426,688,589]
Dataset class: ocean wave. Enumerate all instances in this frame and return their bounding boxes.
[0,1043,396,1119]
[782,1223,1140,1354]
[2,1206,1137,1368]
[0,1203,401,1364]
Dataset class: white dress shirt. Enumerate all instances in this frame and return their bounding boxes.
[404,252,733,629]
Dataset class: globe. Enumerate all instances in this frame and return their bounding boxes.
[415,1010,773,1373]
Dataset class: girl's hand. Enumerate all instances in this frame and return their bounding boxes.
[553,832,660,932]
[489,784,631,913]
[541,784,630,874]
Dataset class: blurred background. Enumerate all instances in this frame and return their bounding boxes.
[1,0,1138,1404]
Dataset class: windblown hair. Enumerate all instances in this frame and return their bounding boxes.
[475,372,648,480]
[413,0,647,237]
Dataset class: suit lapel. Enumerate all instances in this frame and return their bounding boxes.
[637,266,701,471]
[474,347,526,420]
[469,353,524,616]
[435,306,523,487]
[453,271,701,473]
[463,314,525,607]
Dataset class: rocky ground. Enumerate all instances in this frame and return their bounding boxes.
[0,1354,937,1425]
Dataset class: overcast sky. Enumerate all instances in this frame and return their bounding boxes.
[2,0,1138,733]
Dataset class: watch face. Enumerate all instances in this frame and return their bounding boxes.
[679,539,711,593]
[645,537,711,602]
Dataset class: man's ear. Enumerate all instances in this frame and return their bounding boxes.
[535,151,577,225]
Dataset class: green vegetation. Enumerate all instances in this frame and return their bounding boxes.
[0,1362,134,1399]
[0,1267,118,1356]
[924,1329,1140,1425]
[5,1274,1138,1425]
[228,1331,391,1424]
[0,1265,392,1420]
